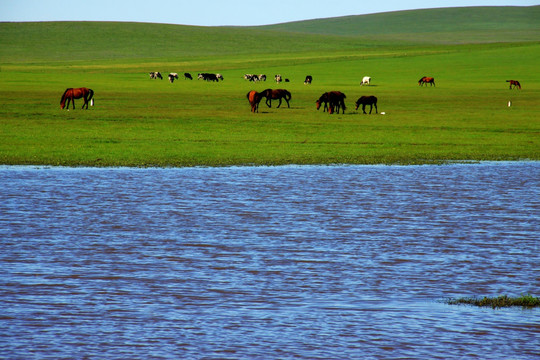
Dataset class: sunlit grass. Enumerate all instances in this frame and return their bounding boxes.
[0,16,539,167]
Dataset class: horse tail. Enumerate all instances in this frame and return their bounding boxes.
[88,88,95,106]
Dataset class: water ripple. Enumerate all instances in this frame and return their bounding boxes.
[0,163,538,359]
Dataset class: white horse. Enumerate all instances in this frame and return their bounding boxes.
[361,76,371,86]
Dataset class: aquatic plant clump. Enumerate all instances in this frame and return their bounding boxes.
[445,294,540,309]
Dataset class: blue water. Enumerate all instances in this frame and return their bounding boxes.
[1,163,538,359]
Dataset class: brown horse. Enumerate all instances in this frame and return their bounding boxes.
[355,96,378,114]
[316,91,346,114]
[262,89,292,108]
[418,77,435,87]
[506,80,521,89]
[247,90,265,112]
[60,87,94,109]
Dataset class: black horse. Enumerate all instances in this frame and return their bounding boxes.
[316,91,346,114]
[355,96,378,114]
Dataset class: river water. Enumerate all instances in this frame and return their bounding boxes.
[0,163,538,359]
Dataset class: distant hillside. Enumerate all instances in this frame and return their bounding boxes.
[1,6,538,64]
[260,6,540,42]
[262,6,539,35]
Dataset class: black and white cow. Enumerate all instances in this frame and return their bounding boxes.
[168,73,178,83]
[275,74,282,83]
[184,72,193,80]
[198,73,219,82]
[149,71,163,80]
[304,75,312,84]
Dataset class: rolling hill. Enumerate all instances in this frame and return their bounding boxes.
[0,6,538,64]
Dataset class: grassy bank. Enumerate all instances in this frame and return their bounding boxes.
[1,7,539,167]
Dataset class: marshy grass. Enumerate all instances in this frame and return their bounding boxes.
[444,294,540,309]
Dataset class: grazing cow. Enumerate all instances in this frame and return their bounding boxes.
[355,96,378,114]
[304,75,312,85]
[184,72,193,80]
[418,76,435,86]
[198,73,219,82]
[168,73,178,83]
[259,74,267,81]
[360,76,371,86]
[149,71,163,80]
[506,80,521,89]
[275,74,282,83]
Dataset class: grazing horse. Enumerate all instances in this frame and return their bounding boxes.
[60,87,94,110]
[418,76,435,86]
[355,96,378,114]
[506,80,521,89]
[316,91,346,114]
[247,90,265,113]
[262,89,292,108]
[304,75,312,85]
[184,72,193,80]
[361,76,371,86]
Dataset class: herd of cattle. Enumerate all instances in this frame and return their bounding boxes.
[148,71,313,84]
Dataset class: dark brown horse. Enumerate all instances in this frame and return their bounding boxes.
[506,80,521,89]
[316,91,346,114]
[60,87,94,109]
[247,90,265,112]
[262,89,291,108]
[355,96,378,114]
[418,77,435,87]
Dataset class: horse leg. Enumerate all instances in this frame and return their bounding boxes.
[82,96,88,109]
[362,104,367,114]
[374,102,378,114]
[286,98,290,108]
[277,98,282,108]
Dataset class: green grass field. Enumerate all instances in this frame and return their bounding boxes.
[1,6,539,166]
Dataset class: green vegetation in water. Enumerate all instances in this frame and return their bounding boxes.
[444,294,540,309]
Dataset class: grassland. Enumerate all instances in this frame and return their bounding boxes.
[0,6,539,167]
